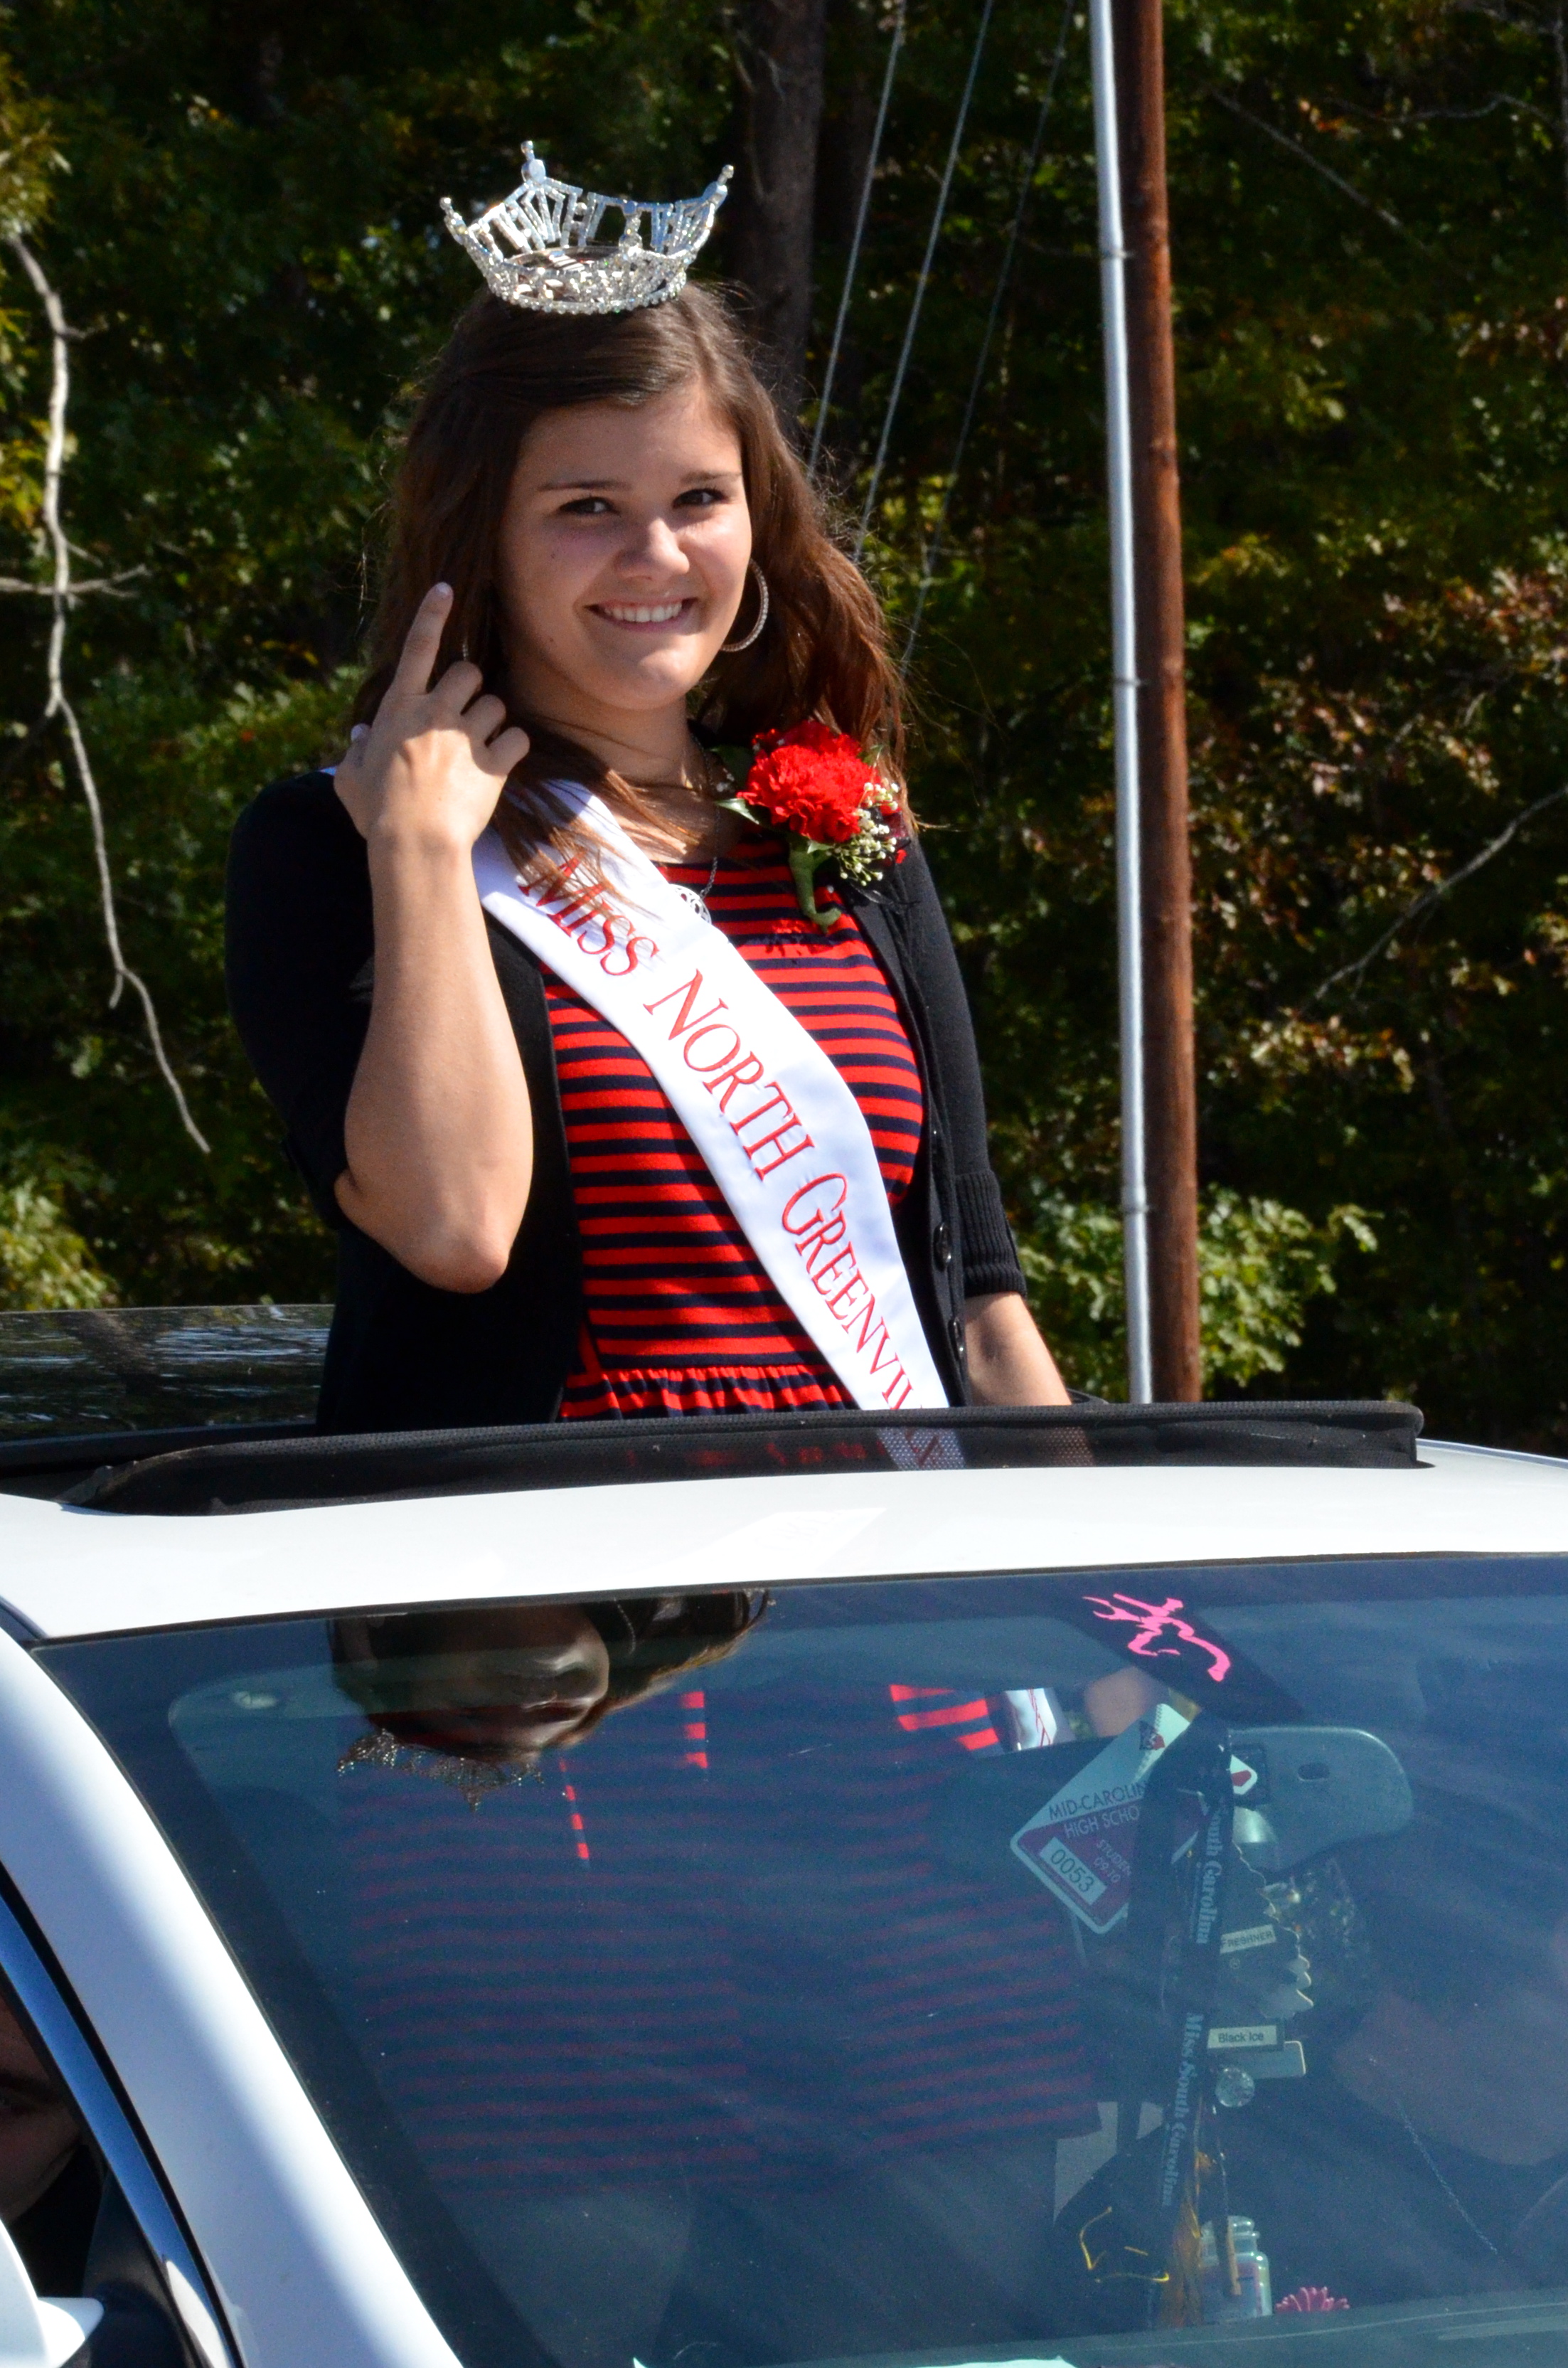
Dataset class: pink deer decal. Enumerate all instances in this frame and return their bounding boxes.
[1081,1593,1232,1683]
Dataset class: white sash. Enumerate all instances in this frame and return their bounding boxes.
[473,789,949,1411]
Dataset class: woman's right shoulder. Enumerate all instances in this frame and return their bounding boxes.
[230,768,357,859]
[228,768,366,895]
[226,770,373,971]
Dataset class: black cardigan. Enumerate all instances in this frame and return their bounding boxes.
[225,771,1027,1433]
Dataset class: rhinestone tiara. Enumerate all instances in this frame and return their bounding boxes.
[441,143,732,316]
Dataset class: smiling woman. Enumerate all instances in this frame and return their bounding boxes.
[223,166,1067,1434]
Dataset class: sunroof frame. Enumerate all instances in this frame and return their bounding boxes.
[25,1399,1424,1517]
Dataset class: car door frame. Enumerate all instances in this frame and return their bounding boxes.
[0,1623,466,2368]
[0,1874,237,2368]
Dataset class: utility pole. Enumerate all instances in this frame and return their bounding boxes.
[1088,0,1151,1403]
[728,0,829,422]
[1114,0,1201,1401]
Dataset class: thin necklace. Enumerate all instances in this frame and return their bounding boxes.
[1371,2058,1500,2256]
[671,841,720,923]
[665,746,725,923]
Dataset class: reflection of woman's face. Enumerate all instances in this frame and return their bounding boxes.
[337,1605,611,1764]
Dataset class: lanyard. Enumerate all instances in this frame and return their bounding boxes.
[1129,1714,1237,2325]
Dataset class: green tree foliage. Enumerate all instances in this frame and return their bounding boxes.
[0,47,58,234]
[4,0,1568,1436]
[1020,1189,1376,1399]
[0,1150,113,1308]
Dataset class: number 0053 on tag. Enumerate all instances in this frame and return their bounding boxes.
[1008,1704,1193,1934]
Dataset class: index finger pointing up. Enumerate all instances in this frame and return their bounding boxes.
[389,583,456,700]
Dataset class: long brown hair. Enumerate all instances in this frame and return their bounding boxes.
[354,285,905,878]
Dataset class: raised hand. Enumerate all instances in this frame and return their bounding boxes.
[335,583,530,853]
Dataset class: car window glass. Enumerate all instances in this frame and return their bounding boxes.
[41,1558,1568,2368]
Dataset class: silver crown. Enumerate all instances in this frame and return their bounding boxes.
[441,143,732,316]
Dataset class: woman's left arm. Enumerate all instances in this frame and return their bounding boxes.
[964,1290,1071,1406]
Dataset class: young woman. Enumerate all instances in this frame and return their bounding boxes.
[226,223,1069,1431]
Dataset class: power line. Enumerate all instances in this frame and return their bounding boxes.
[809,0,907,480]
[900,0,1077,672]
[853,0,1000,561]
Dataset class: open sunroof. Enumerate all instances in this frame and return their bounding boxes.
[0,1310,1423,1515]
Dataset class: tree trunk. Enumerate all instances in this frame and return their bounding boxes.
[1114,0,1201,1400]
[728,0,828,422]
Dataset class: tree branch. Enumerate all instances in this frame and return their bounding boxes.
[1448,0,1568,216]
[0,567,147,598]
[1333,90,1551,129]
[1453,0,1553,31]
[1552,0,1568,221]
[1302,780,1568,1009]
[1208,87,1434,255]
[5,233,209,1154]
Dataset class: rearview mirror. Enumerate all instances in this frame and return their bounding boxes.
[935,1723,1412,1896]
[1227,1725,1412,1871]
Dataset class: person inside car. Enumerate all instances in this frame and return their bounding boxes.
[0,1992,98,2295]
[1220,1791,1568,2307]
[1050,1785,1568,2329]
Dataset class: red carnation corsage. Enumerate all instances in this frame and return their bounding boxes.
[711,721,905,930]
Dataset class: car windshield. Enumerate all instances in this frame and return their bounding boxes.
[41,1555,1568,2368]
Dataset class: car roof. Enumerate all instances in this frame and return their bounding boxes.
[2,1435,1567,1643]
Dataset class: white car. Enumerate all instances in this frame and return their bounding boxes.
[1,1312,1568,2368]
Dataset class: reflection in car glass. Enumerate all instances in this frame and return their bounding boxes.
[41,1560,1568,2368]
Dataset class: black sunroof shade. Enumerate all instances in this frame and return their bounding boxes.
[48,1399,1422,1516]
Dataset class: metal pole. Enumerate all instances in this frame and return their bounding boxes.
[1089,0,1153,1402]
[1116,0,1200,1400]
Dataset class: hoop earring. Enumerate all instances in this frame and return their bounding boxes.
[720,561,770,654]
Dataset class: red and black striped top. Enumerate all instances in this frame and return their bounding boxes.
[547,839,924,1420]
